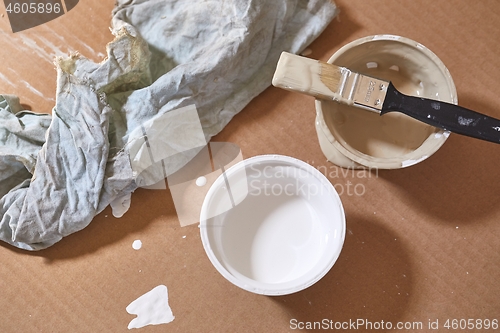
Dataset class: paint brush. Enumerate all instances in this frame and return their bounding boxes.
[272,52,500,144]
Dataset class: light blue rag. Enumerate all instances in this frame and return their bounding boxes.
[0,0,338,250]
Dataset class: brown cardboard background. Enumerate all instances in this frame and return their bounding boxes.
[0,0,499,332]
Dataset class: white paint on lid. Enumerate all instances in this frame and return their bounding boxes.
[126,285,175,329]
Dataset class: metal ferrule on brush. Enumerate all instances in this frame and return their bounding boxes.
[339,68,389,113]
[272,53,390,113]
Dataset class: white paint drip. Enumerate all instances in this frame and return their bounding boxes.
[126,285,175,330]
[401,155,428,168]
[110,193,132,218]
[132,240,142,250]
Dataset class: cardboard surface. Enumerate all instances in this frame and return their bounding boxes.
[1,0,499,332]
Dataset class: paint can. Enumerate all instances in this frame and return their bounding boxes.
[315,35,458,169]
[199,155,345,295]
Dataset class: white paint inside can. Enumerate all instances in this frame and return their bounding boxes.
[200,155,345,295]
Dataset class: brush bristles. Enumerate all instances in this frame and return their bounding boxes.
[319,62,342,94]
[272,52,343,99]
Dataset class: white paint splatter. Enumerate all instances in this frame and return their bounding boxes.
[196,176,207,187]
[458,116,474,126]
[132,240,142,250]
[110,193,132,218]
[126,285,175,330]
[6,28,90,66]
[35,35,70,58]
[0,72,16,87]
[3,34,30,55]
[19,35,56,63]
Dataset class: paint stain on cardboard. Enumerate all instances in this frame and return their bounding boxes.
[132,240,142,250]
[126,285,175,329]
